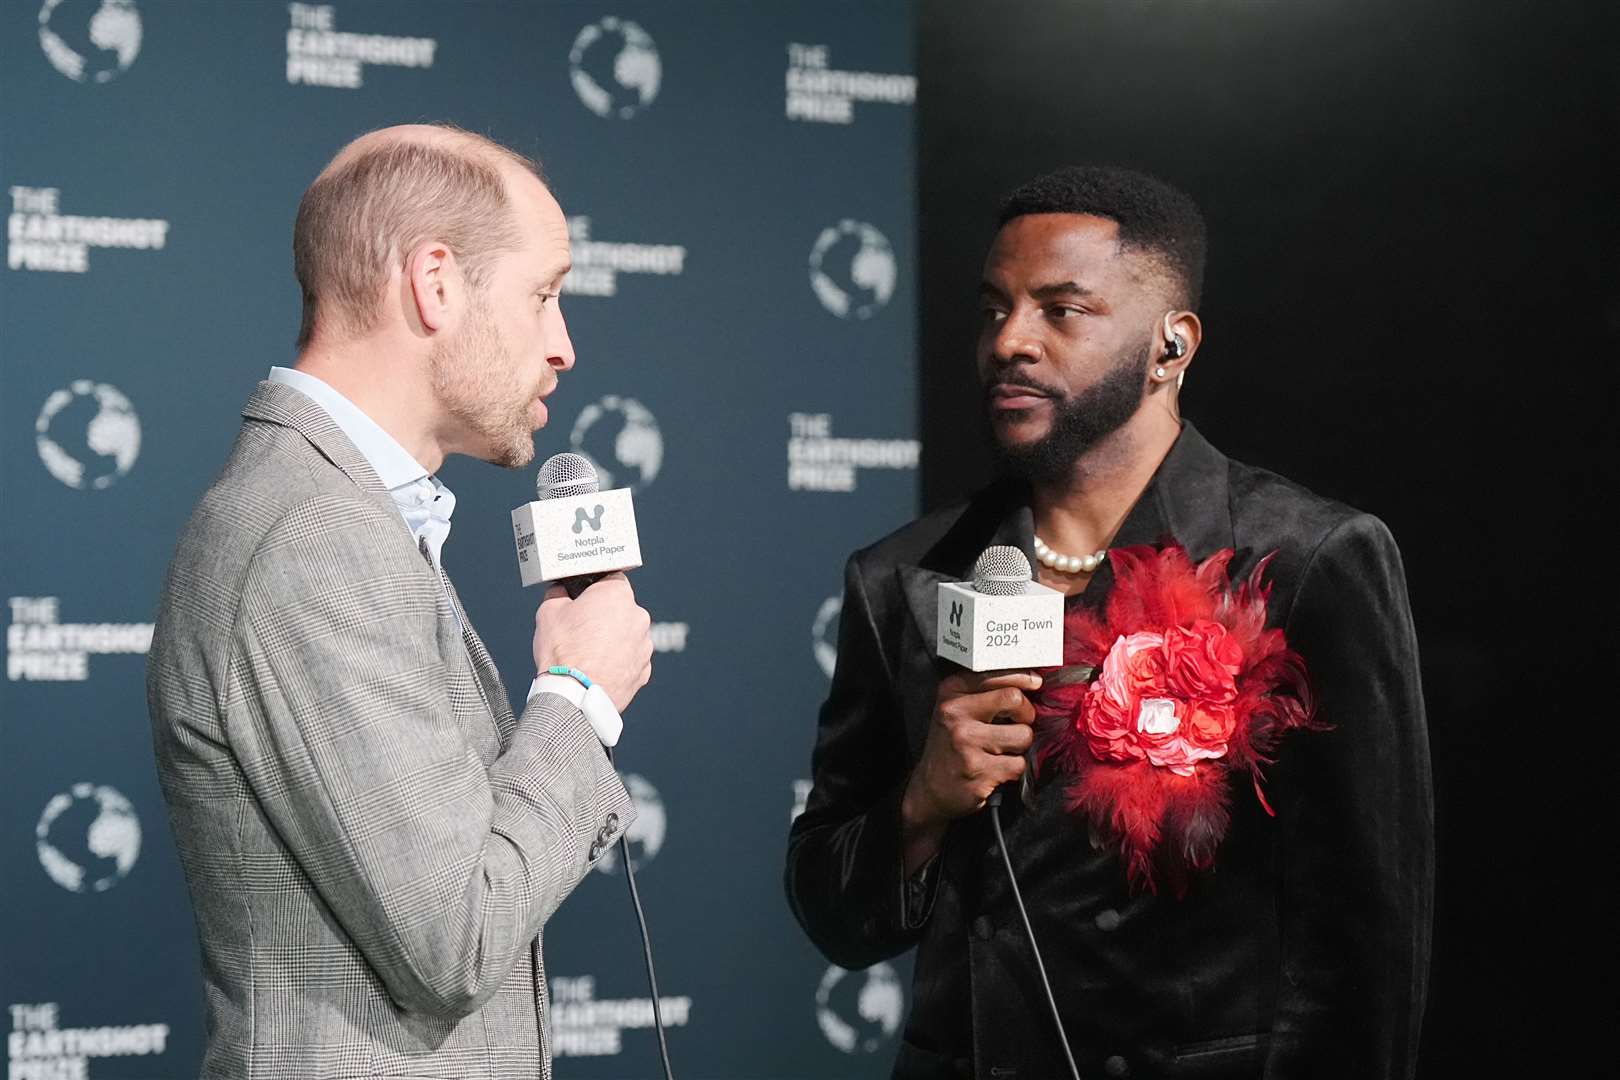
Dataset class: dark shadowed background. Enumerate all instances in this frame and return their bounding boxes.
[917,1,1612,1072]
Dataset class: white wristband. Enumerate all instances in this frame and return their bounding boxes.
[528,673,623,747]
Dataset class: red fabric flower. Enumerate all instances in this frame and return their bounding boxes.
[1036,544,1320,894]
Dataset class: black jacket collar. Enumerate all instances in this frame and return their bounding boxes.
[899,422,1233,647]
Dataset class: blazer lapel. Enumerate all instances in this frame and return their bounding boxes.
[1150,422,1235,562]
[242,380,391,497]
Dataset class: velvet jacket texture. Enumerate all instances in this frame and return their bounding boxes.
[785,424,1433,1080]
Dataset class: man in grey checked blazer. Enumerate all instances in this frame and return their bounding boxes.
[147,125,652,1078]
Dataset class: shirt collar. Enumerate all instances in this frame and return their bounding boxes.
[267,366,430,491]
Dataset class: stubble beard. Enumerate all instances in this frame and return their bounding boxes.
[430,290,537,470]
[988,336,1152,487]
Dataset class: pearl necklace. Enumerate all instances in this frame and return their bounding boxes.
[1033,534,1108,575]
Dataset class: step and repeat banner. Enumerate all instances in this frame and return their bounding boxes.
[2,2,918,1077]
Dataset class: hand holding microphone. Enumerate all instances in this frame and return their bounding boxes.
[902,669,1041,843]
[900,546,1060,871]
[518,453,653,726]
[533,574,652,714]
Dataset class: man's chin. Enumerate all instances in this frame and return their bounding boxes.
[987,411,1051,450]
[486,431,536,470]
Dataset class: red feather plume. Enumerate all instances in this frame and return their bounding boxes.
[1034,543,1320,894]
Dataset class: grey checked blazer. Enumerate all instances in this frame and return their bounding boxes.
[147,380,633,1079]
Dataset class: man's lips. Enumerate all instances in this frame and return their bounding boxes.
[987,383,1055,411]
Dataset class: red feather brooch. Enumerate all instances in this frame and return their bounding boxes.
[1034,543,1319,894]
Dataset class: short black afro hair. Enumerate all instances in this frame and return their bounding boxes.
[998,165,1207,309]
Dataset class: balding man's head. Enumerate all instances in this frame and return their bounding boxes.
[292,124,544,350]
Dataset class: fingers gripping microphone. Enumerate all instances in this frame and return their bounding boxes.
[512,452,643,596]
[935,545,1064,671]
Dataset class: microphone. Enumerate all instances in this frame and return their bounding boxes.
[512,452,643,596]
[935,545,1063,671]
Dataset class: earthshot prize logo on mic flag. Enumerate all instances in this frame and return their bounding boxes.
[570,16,660,119]
[37,0,141,84]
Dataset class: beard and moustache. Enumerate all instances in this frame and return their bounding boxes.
[986,335,1152,487]
[429,289,539,469]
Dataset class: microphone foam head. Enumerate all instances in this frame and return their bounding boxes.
[536,452,600,500]
[972,546,1032,595]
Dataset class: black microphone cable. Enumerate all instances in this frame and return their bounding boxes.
[987,788,1083,1080]
[605,745,675,1080]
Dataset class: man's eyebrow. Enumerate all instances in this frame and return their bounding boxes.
[1028,281,1095,301]
[534,261,571,289]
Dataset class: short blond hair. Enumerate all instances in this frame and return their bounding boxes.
[292,125,542,349]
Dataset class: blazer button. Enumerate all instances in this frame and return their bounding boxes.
[1094,908,1122,932]
[971,915,993,940]
[605,812,620,831]
[1103,1054,1130,1077]
[588,841,604,861]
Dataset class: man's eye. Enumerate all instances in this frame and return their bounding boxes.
[981,307,1007,322]
[1048,306,1083,319]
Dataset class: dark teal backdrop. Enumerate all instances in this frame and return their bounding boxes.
[2,2,919,1077]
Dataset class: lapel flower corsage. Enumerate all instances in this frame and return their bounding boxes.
[1035,543,1320,894]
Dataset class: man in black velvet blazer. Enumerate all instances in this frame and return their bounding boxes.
[785,167,1432,1080]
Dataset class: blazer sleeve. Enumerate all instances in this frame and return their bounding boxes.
[1264,513,1434,1079]
[785,551,928,969]
[226,494,633,1020]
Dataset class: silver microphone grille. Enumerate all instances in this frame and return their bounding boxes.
[536,452,600,500]
[972,546,1032,595]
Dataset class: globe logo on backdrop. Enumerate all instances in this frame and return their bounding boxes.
[816,962,905,1053]
[36,783,142,893]
[36,380,142,490]
[812,595,842,679]
[38,0,142,83]
[569,16,661,119]
[569,394,663,491]
[809,220,897,320]
[594,773,665,873]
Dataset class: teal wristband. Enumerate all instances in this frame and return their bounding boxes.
[546,665,593,689]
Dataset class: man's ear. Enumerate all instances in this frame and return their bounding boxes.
[1160,309,1203,375]
[405,240,457,334]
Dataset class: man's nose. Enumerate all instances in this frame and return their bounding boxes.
[990,311,1041,364]
[547,305,575,371]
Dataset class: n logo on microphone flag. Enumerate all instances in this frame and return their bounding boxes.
[573,505,607,534]
[949,600,963,628]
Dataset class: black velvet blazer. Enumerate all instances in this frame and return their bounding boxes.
[785,423,1433,1080]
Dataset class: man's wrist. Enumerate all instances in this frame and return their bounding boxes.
[899,781,947,876]
[528,669,623,747]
